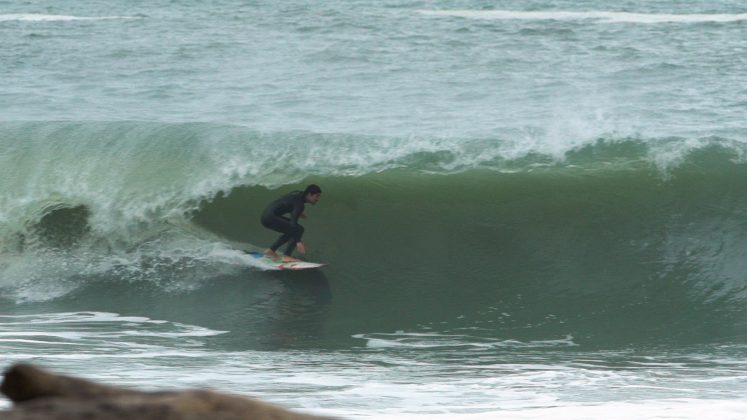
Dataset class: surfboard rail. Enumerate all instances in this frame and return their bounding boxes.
[247,251,326,271]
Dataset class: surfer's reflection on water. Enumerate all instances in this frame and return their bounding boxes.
[278,270,333,305]
[258,271,333,348]
[221,269,333,349]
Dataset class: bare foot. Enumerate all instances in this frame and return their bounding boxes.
[264,249,280,260]
[281,256,302,263]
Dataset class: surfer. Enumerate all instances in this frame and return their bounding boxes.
[260,184,322,262]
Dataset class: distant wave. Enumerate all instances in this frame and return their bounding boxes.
[0,14,137,22]
[418,10,747,24]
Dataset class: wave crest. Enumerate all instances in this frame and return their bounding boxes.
[418,10,747,24]
[0,14,138,22]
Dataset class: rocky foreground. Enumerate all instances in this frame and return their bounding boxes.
[1,363,336,419]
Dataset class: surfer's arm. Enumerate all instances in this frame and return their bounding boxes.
[289,202,304,226]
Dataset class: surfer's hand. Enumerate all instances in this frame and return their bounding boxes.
[296,242,306,254]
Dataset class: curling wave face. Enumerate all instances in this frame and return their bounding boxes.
[1,121,746,347]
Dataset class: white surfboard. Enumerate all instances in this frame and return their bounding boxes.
[247,251,326,271]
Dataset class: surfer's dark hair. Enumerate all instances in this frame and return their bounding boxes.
[304,184,322,196]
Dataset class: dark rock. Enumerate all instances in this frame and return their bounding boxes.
[1,364,336,420]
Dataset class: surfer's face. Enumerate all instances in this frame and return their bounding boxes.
[306,193,322,204]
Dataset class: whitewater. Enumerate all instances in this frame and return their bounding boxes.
[1,0,746,418]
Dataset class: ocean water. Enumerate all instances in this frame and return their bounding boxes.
[1,0,746,418]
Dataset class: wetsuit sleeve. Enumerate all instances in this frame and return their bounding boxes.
[289,200,304,227]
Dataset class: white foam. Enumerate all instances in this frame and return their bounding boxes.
[366,399,747,419]
[418,10,747,24]
[0,312,227,364]
[2,333,746,419]
[0,14,136,22]
[353,332,578,349]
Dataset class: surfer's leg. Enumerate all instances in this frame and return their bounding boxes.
[283,224,304,256]
[262,215,297,254]
[264,248,280,259]
[269,233,292,252]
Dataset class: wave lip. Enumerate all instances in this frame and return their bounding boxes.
[0,14,137,22]
[418,10,747,24]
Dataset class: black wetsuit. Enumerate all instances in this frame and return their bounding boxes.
[260,191,306,256]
